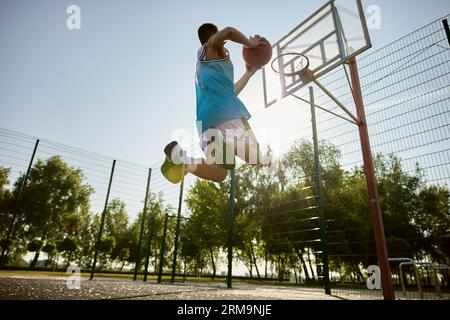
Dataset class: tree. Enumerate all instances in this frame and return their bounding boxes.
[103,199,130,266]
[375,155,425,261]
[42,243,57,267]
[0,167,11,215]
[283,139,342,188]
[0,167,15,260]
[233,159,278,280]
[186,179,228,278]
[27,239,43,266]
[13,156,93,267]
[125,192,169,274]
[271,140,344,282]
[57,236,79,267]
[416,186,450,265]
[118,248,130,271]
[180,219,207,276]
[97,236,116,270]
[74,209,96,268]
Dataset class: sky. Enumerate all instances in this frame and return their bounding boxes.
[1,0,450,168]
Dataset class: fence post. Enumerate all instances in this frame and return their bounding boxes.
[0,139,40,265]
[157,211,170,283]
[143,207,154,282]
[90,159,116,280]
[171,165,185,283]
[443,19,450,46]
[134,168,152,281]
[309,86,331,295]
[227,167,236,289]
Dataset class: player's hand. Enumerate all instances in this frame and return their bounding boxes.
[246,63,260,75]
[246,35,267,48]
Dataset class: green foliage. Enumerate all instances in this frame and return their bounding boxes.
[59,236,79,253]
[0,167,13,241]
[27,239,43,252]
[127,192,169,272]
[42,243,56,255]
[41,243,57,267]
[102,199,130,263]
[416,186,450,264]
[283,139,342,188]
[182,139,450,283]
[185,179,229,277]
[7,156,93,267]
[98,236,115,254]
[0,167,11,203]
[1,141,449,284]
[119,248,129,260]
[57,236,79,267]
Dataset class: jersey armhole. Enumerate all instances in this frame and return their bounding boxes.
[198,45,207,62]
[199,46,230,63]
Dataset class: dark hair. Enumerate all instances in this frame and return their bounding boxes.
[198,23,218,45]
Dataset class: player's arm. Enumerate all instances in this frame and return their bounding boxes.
[208,27,263,48]
[235,64,259,96]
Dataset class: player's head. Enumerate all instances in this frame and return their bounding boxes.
[198,23,218,45]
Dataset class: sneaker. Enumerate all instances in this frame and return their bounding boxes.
[161,141,187,184]
[160,157,186,184]
[164,141,186,164]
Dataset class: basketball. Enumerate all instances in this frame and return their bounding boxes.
[242,38,272,68]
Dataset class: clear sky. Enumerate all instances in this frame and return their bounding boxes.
[1,0,450,167]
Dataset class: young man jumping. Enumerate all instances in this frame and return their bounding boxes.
[162,23,268,184]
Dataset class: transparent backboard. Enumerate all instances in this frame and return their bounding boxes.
[262,0,371,107]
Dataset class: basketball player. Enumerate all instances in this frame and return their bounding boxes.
[162,24,269,183]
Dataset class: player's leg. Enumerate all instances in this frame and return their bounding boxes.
[235,127,263,165]
[163,141,229,183]
[222,119,267,166]
[187,162,228,182]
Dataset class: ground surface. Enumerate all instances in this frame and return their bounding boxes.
[1,272,446,300]
[0,272,343,300]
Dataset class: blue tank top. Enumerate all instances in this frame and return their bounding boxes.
[195,45,251,133]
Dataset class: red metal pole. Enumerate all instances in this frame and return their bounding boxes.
[348,57,395,300]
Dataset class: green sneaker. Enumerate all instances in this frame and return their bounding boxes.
[161,157,186,184]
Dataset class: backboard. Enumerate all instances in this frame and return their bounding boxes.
[262,0,372,107]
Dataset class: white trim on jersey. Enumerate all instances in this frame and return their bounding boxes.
[198,45,207,61]
[197,45,230,63]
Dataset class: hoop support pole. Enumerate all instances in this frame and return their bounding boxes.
[312,79,359,124]
[348,57,394,300]
[291,93,358,125]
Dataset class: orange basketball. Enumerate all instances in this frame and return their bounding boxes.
[242,38,272,68]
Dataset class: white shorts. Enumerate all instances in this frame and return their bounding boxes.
[200,118,261,165]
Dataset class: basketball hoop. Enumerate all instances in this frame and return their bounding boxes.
[270,53,314,85]
[259,0,395,301]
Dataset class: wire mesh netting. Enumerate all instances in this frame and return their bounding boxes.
[277,15,450,299]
